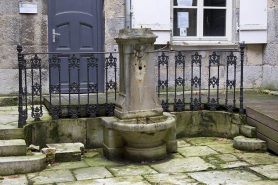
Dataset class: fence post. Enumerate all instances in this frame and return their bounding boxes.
[17,44,25,128]
[239,42,245,115]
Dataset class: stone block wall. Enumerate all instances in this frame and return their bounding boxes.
[0,0,48,95]
[262,0,278,90]
[103,0,125,86]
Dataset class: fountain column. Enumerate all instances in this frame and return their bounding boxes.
[114,28,163,119]
[102,28,177,162]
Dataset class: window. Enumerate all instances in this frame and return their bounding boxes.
[173,0,232,41]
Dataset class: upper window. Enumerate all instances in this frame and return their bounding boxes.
[173,0,232,41]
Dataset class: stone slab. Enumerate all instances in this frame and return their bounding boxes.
[188,170,262,185]
[216,154,239,162]
[207,143,242,153]
[151,157,216,173]
[0,153,46,176]
[0,174,28,185]
[108,164,158,177]
[73,166,113,181]
[233,136,267,151]
[46,161,89,170]
[56,175,149,185]
[177,139,191,147]
[250,164,278,179]
[234,152,278,165]
[178,146,219,157]
[0,139,26,156]
[84,157,125,167]
[144,173,197,185]
[28,169,75,184]
[46,143,84,162]
[219,161,250,169]
[226,181,278,185]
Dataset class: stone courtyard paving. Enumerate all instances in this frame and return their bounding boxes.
[0,137,278,185]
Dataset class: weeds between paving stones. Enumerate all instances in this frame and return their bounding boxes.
[201,154,227,170]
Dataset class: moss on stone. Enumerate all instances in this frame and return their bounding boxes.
[24,124,33,147]
[240,115,247,125]
[49,122,60,143]
[201,154,226,170]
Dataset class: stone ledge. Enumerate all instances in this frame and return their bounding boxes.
[240,125,257,138]
[233,136,267,151]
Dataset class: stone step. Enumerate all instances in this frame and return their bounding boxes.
[233,136,267,151]
[0,153,46,176]
[240,125,257,138]
[46,143,84,162]
[0,128,24,140]
[0,139,26,157]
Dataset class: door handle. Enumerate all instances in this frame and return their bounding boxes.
[53,29,61,43]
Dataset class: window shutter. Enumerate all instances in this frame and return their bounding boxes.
[239,0,267,44]
[132,0,170,44]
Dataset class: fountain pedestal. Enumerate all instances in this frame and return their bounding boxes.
[102,28,177,161]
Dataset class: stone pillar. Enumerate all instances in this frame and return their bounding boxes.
[114,28,163,119]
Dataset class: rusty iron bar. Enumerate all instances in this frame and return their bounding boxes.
[137,119,146,124]
[147,117,157,123]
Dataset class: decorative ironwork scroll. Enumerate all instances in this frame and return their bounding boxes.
[31,54,43,121]
[105,53,117,116]
[208,52,220,111]
[225,52,237,112]
[157,52,169,111]
[191,52,202,111]
[68,54,80,118]
[174,51,186,112]
[49,54,61,119]
[87,54,99,117]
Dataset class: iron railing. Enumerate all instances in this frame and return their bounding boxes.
[17,44,118,128]
[156,42,245,114]
[17,43,245,128]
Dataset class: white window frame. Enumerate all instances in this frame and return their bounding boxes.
[172,0,233,42]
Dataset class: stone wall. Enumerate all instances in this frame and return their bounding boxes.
[103,0,125,85]
[262,0,278,90]
[0,0,48,95]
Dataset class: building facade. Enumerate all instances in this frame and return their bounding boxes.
[0,0,277,95]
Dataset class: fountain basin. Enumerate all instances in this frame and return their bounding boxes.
[113,115,175,148]
[102,113,177,162]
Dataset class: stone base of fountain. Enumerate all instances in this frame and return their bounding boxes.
[102,113,177,162]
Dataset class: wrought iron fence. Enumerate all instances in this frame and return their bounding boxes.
[156,43,245,114]
[17,44,118,128]
[17,43,245,128]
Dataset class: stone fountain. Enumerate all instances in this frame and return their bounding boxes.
[102,28,177,162]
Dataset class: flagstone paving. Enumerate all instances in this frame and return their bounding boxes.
[0,137,278,184]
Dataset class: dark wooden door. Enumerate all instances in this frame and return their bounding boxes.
[48,0,103,93]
